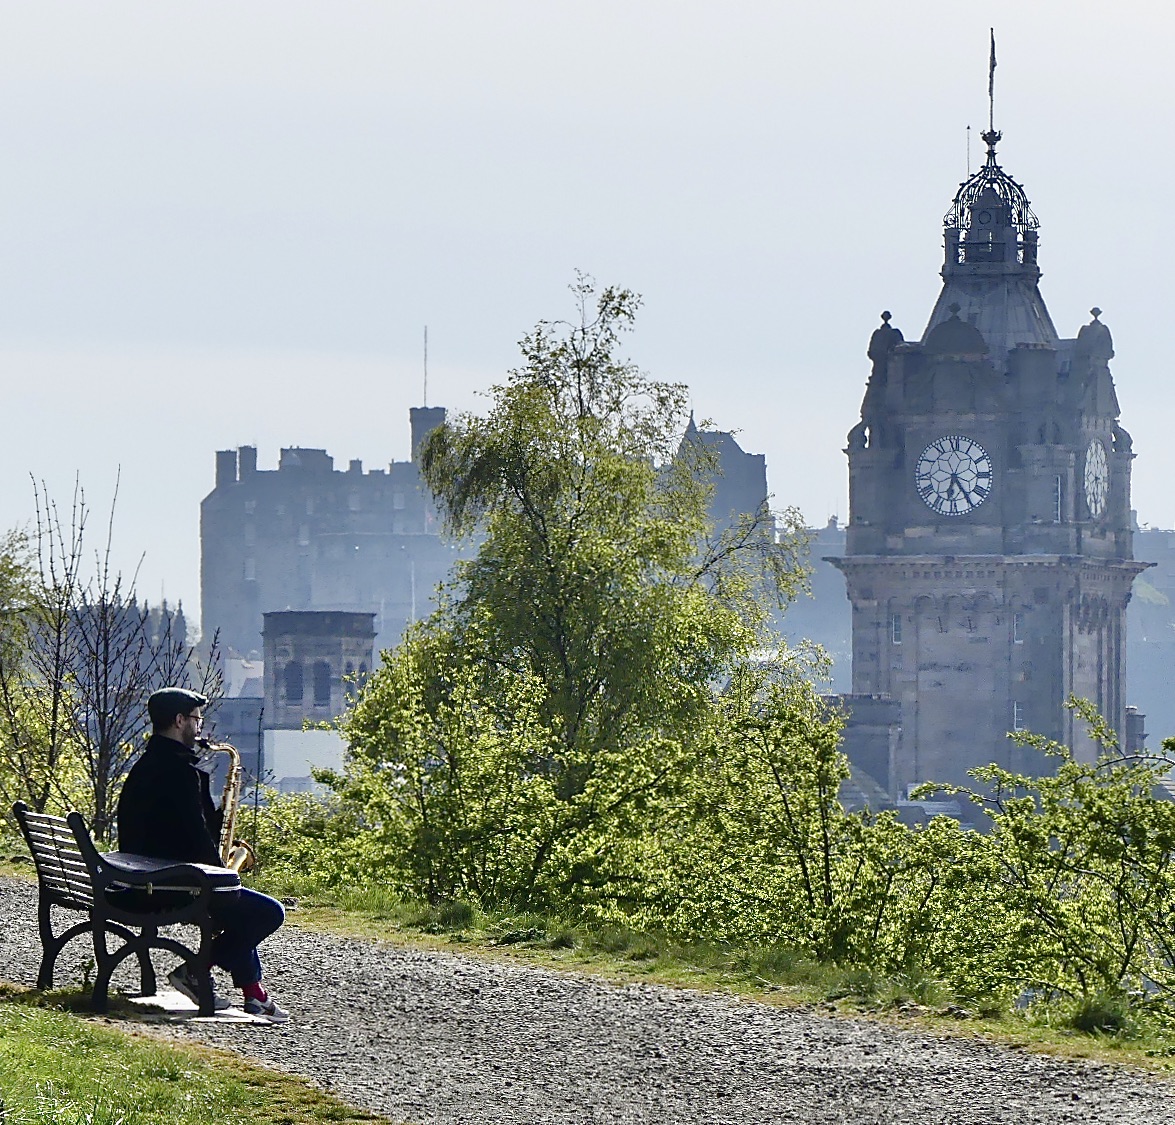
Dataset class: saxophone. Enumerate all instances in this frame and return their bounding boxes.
[199,739,257,873]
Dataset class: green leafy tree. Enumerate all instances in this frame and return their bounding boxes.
[325,630,569,902]
[332,276,809,909]
[0,526,48,816]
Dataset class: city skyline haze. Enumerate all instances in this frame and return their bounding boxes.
[0,1,1169,623]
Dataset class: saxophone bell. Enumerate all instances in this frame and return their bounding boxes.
[224,839,257,875]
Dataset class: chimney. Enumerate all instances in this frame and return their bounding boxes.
[215,450,238,488]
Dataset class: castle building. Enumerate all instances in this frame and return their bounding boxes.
[832,125,1148,795]
[202,404,776,667]
[200,407,463,659]
[679,414,770,532]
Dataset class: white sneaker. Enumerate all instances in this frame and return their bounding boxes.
[167,964,231,1011]
[243,995,290,1023]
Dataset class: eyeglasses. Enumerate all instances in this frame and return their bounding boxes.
[185,712,205,726]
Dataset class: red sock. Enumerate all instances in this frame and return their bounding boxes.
[242,982,268,1003]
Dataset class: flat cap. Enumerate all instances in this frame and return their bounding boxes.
[147,687,209,729]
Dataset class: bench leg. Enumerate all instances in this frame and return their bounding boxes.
[36,898,59,990]
[87,923,178,1011]
[90,924,113,1013]
[192,919,218,1017]
[35,901,91,992]
[137,925,158,998]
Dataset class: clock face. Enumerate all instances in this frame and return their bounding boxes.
[915,435,993,517]
[1084,438,1108,519]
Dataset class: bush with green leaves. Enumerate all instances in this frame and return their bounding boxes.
[324,631,586,905]
[938,700,1175,1014]
[647,664,980,985]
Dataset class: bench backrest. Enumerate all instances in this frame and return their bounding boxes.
[12,801,94,911]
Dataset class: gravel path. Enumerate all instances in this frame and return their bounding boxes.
[2,875,1174,1124]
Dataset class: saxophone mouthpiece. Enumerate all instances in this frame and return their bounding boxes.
[196,737,212,751]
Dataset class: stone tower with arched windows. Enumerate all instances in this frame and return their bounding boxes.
[831,126,1149,796]
[262,611,376,731]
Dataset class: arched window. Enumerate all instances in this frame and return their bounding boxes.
[313,661,332,706]
[284,661,304,703]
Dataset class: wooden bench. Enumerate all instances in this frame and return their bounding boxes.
[12,801,240,1015]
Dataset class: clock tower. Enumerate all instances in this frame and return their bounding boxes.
[832,127,1148,795]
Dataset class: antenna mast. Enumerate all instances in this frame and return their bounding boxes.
[423,325,428,407]
[966,124,971,176]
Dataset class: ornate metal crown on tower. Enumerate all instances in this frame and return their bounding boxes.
[943,129,1039,234]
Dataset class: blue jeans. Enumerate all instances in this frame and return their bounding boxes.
[208,887,285,987]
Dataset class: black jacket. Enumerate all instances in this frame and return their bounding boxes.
[116,734,223,866]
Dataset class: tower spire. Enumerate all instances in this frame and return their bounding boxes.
[926,40,1057,357]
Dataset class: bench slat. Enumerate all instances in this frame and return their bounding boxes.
[22,811,77,828]
[26,837,83,861]
[39,863,91,884]
[33,845,87,864]
[25,819,81,838]
[40,871,93,895]
[35,846,82,862]
[25,826,81,848]
[35,859,91,884]
[43,861,91,880]
[46,876,90,894]
[41,890,92,910]
[20,810,94,908]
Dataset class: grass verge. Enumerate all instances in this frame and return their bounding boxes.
[0,834,36,881]
[0,987,394,1125]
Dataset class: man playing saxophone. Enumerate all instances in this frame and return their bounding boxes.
[116,687,289,1022]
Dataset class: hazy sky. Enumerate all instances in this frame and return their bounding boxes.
[2,1,1172,628]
